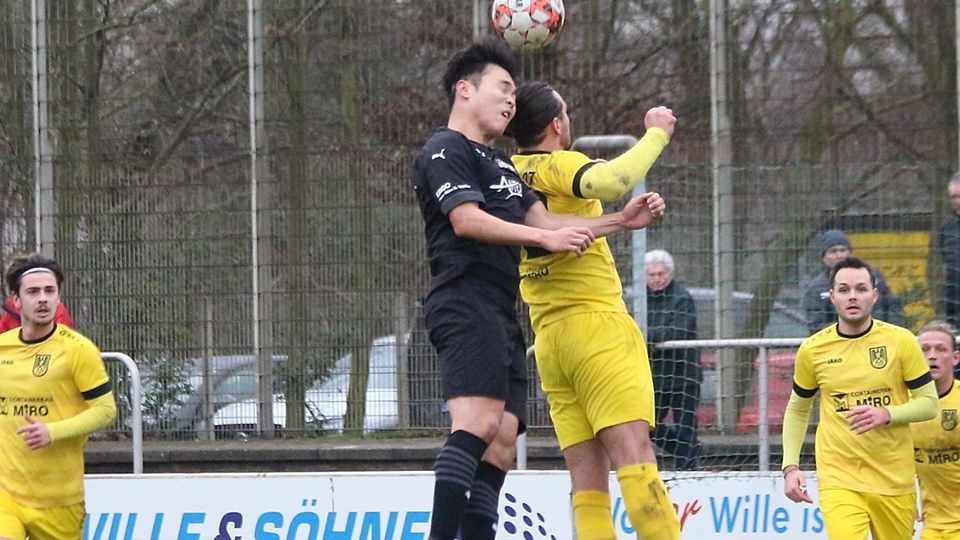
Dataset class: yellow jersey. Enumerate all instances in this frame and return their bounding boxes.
[512,150,627,331]
[912,379,960,529]
[793,320,931,495]
[0,325,111,507]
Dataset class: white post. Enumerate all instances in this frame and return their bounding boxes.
[248,0,273,437]
[758,346,769,471]
[473,0,483,41]
[710,0,736,432]
[102,353,143,474]
[31,0,54,255]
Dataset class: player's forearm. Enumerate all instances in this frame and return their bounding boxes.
[529,210,623,238]
[781,390,814,469]
[450,203,549,247]
[578,128,669,201]
[47,393,117,442]
[885,380,938,425]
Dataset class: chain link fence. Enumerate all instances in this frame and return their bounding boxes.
[0,0,956,470]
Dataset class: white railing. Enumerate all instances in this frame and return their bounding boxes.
[101,352,143,474]
[657,338,804,471]
[521,338,805,472]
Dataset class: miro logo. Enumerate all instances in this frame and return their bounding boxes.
[500,492,557,540]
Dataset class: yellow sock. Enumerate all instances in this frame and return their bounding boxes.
[616,463,680,540]
[571,490,616,540]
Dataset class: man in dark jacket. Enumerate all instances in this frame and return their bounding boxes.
[645,249,700,470]
[937,173,960,329]
[803,229,905,334]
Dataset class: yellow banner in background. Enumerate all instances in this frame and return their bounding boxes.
[847,231,933,332]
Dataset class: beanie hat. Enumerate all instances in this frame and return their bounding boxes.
[818,229,850,255]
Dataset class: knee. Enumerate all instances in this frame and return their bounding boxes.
[484,432,517,469]
[451,414,502,444]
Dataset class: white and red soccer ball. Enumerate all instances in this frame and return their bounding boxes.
[491,0,565,51]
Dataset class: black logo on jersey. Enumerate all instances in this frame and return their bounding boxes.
[0,396,7,416]
[827,357,843,364]
[520,266,549,279]
[868,346,887,369]
[943,409,958,431]
[832,393,849,412]
[32,354,50,377]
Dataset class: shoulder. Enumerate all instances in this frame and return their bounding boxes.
[549,149,592,164]
[0,327,20,344]
[806,270,830,288]
[800,325,836,351]
[54,325,101,356]
[948,380,960,403]
[871,319,911,338]
[417,129,473,162]
[672,282,695,301]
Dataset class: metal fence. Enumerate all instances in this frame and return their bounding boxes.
[1,1,957,453]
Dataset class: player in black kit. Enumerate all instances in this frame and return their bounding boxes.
[412,40,666,540]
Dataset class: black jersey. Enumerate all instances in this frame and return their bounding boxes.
[413,128,539,291]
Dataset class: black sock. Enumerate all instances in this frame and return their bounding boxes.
[429,430,488,540]
[460,461,507,540]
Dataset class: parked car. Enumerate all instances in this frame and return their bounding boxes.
[170,354,288,435]
[109,354,290,438]
[211,335,401,437]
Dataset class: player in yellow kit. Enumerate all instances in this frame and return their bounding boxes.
[0,253,116,540]
[507,82,679,540]
[911,321,960,540]
[781,257,938,540]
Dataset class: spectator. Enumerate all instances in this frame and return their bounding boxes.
[803,229,905,334]
[645,249,701,471]
[936,173,960,328]
[0,294,73,333]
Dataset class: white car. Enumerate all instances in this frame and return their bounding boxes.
[211,336,400,436]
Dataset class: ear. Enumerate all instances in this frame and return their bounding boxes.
[455,79,473,101]
[551,117,562,134]
[12,295,20,310]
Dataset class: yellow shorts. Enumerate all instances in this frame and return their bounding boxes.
[0,488,83,540]
[819,488,915,540]
[921,527,960,540]
[534,311,654,450]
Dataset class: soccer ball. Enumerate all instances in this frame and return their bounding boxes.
[491,0,565,51]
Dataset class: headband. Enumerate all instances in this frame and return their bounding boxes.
[19,267,55,279]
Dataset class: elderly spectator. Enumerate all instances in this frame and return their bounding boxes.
[646,249,700,470]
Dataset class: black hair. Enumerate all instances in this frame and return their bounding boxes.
[829,256,876,289]
[442,40,519,108]
[5,253,65,295]
[506,82,563,147]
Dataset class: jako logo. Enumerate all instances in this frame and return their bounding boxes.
[500,492,557,540]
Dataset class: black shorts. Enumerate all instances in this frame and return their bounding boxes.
[424,271,527,432]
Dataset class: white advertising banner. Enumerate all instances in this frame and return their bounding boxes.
[84,471,921,540]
